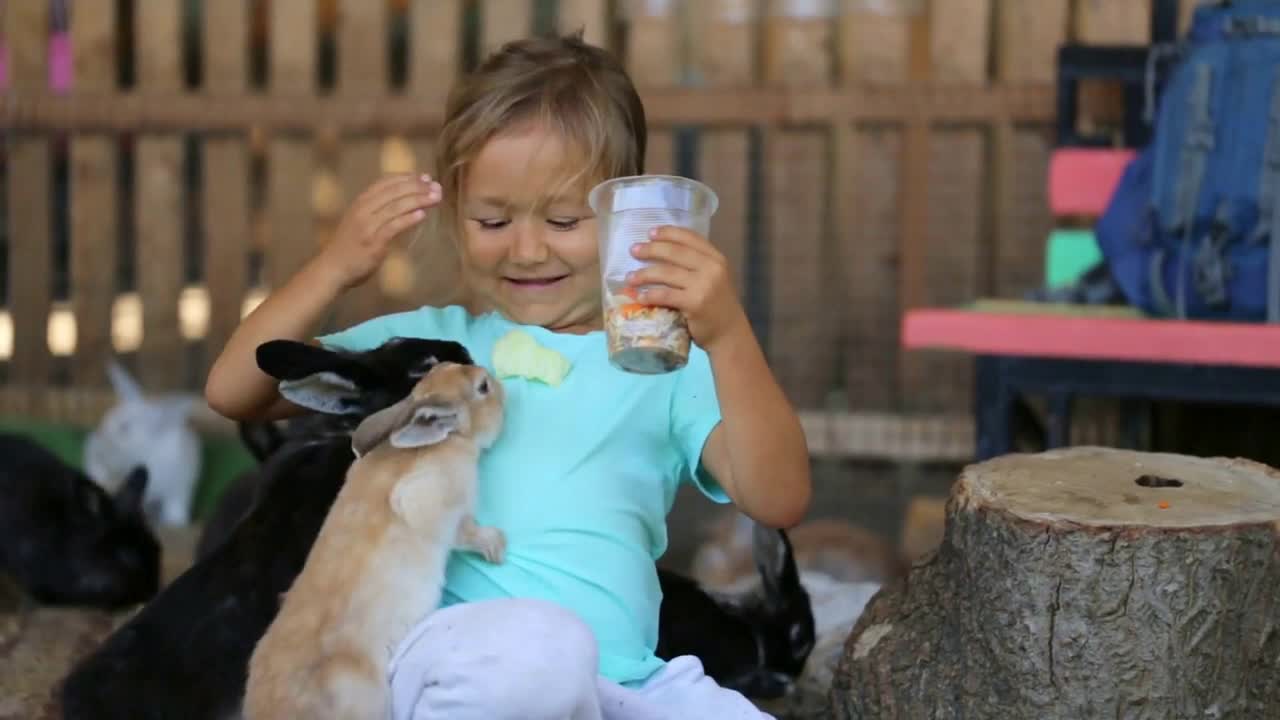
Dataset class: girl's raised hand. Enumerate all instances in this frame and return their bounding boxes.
[318,173,442,292]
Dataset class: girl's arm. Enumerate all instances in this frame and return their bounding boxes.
[205,173,441,421]
[700,316,812,529]
[204,258,344,421]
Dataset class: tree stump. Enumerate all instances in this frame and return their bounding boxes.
[831,446,1280,719]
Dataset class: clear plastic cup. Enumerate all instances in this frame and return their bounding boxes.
[588,174,719,374]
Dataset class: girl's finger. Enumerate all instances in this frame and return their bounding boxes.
[373,208,427,246]
[631,283,687,310]
[648,225,715,252]
[357,173,421,201]
[631,238,704,272]
[362,175,437,214]
[627,264,695,292]
[371,189,441,226]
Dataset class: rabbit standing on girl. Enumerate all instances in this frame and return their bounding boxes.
[243,361,507,719]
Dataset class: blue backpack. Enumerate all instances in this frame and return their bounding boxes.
[1096,0,1280,322]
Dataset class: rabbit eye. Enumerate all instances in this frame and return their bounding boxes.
[477,379,490,395]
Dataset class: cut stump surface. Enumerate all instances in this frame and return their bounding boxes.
[831,446,1280,719]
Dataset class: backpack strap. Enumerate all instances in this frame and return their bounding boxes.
[1174,62,1215,234]
[1153,61,1216,317]
[1259,71,1280,321]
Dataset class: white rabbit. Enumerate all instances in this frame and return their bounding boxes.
[83,359,202,527]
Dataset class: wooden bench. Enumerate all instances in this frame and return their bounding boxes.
[901,300,1280,460]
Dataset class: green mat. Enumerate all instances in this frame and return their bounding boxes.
[1045,228,1104,288]
[0,417,256,522]
[968,298,1144,318]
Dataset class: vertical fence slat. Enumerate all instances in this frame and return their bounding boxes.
[1072,0,1151,142]
[408,0,464,310]
[624,1,678,175]
[332,0,389,331]
[69,0,119,387]
[762,0,835,410]
[902,0,991,412]
[1073,0,1152,45]
[409,0,461,102]
[996,0,1068,85]
[694,0,754,303]
[560,0,610,47]
[134,0,186,390]
[482,0,535,54]
[839,1,917,411]
[839,0,917,86]
[896,114,929,409]
[5,0,53,384]
[267,1,317,296]
[202,0,250,372]
[625,0,680,87]
[993,0,1067,296]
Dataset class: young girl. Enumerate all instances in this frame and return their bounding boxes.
[205,32,811,720]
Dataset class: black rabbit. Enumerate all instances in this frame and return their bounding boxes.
[190,420,284,561]
[656,521,816,698]
[0,432,159,610]
[59,337,474,720]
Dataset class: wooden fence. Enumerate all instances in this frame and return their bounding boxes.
[0,0,1205,461]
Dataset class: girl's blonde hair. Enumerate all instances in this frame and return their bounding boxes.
[435,32,648,225]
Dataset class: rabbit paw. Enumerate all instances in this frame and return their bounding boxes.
[457,515,506,564]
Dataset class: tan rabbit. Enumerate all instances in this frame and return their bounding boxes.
[242,361,506,720]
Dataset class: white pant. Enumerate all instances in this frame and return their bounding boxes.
[387,598,776,720]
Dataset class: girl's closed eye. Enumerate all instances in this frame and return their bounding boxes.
[474,217,511,231]
[547,217,581,231]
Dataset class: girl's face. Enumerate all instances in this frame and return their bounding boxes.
[457,123,603,334]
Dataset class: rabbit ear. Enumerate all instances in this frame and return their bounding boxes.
[106,358,144,402]
[731,512,755,549]
[257,340,371,384]
[260,340,373,414]
[278,371,363,415]
[351,394,460,457]
[389,401,463,449]
[238,420,284,463]
[752,523,798,612]
[113,465,149,517]
[351,395,415,458]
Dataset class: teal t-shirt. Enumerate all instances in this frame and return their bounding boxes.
[317,304,728,685]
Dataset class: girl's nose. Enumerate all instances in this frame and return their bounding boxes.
[509,220,550,265]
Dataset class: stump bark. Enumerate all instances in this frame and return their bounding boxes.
[831,446,1280,719]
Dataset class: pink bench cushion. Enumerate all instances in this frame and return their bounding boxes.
[902,308,1280,369]
[1048,148,1137,218]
